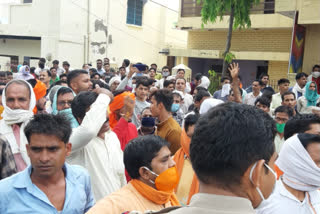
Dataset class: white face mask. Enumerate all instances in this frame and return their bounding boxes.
[132,84,136,89]
[249,162,277,208]
[312,71,320,78]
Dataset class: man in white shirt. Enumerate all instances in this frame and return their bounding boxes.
[96,59,105,76]
[256,133,320,214]
[158,66,171,89]
[175,78,193,114]
[194,89,223,115]
[271,78,290,114]
[52,60,65,77]
[244,80,262,106]
[290,72,308,99]
[68,88,126,201]
[34,58,48,76]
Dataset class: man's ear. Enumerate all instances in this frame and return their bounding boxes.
[70,82,77,92]
[244,160,265,188]
[139,166,151,180]
[65,143,72,156]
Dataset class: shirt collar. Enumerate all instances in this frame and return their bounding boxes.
[278,179,307,204]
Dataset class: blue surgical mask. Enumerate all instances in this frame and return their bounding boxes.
[141,117,155,127]
[58,108,79,128]
[171,103,180,113]
[136,73,143,77]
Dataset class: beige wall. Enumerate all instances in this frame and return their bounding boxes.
[302,24,320,74]
[268,61,289,84]
[0,39,41,62]
[187,29,292,53]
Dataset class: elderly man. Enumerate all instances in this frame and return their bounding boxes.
[0,80,36,171]
[257,133,320,213]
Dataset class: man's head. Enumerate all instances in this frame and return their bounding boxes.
[122,59,130,67]
[228,87,243,102]
[124,135,175,189]
[6,71,12,83]
[96,59,103,70]
[161,66,170,78]
[0,72,7,84]
[109,76,121,92]
[24,114,72,178]
[255,96,271,113]
[150,89,173,117]
[278,78,290,94]
[194,73,202,86]
[39,70,51,85]
[194,89,210,110]
[175,78,186,92]
[284,114,320,140]
[275,106,293,134]
[184,114,199,138]
[5,80,32,110]
[119,66,126,77]
[59,74,67,82]
[190,102,277,208]
[104,63,110,72]
[312,65,320,78]
[72,91,109,135]
[150,63,157,70]
[50,67,57,77]
[295,72,308,88]
[62,61,70,71]
[38,58,46,69]
[135,79,149,101]
[67,69,92,94]
[56,87,74,111]
[176,69,185,79]
[193,86,207,98]
[259,73,269,86]
[281,91,296,110]
[104,57,110,64]
[52,60,59,69]
[252,80,262,94]
[163,80,175,92]
[221,76,231,86]
[149,68,157,79]
[90,72,101,81]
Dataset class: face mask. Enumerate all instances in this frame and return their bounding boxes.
[312,71,320,78]
[276,123,285,134]
[250,162,277,208]
[141,117,155,127]
[143,166,179,192]
[171,103,180,113]
[132,84,136,89]
[136,73,143,77]
[163,72,170,77]
[58,108,79,128]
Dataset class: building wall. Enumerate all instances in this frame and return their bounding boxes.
[187,29,292,53]
[268,61,289,84]
[302,24,320,74]
[0,39,41,62]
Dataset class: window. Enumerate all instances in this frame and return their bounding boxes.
[23,0,33,3]
[126,0,143,26]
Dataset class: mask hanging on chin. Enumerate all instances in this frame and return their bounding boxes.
[312,71,320,78]
[143,166,179,192]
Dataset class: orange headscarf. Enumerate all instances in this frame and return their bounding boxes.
[32,80,47,114]
[173,129,199,204]
[130,179,180,206]
[109,92,135,129]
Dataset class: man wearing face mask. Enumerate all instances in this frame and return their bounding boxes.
[159,66,171,89]
[307,65,320,94]
[68,91,126,201]
[87,135,180,214]
[138,107,156,136]
[274,106,294,153]
[165,102,278,214]
[213,76,231,102]
[257,133,320,214]
[171,91,185,127]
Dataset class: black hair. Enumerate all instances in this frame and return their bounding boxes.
[312,65,320,71]
[62,61,70,66]
[90,72,101,79]
[136,78,150,89]
[71,91,99,121]
[296,72,308,80]
[190,102,276,187]
[0,88,3,95]
[67,69,88,87]
[57,87,73,97]
[281,91,296,102]
[195,86,208,92]
[0,72,6,77]
[50,67,56,72]
[176,77,186,83]
[91,80,110,90]
[172,92,183,100]
[54,80,67,86]
[119,66,126,70]
[24,114,72,144]
[27,79,37,88]
[298,133,320,150]
[149,68,156,73]
[89,68,97,73]
[184,114,199,133]
[140,107,151,115]
[123,59,130,67]
[195,73,202,81]
[162,66,170,71]
[59,73,67,79]
[150,89,173,112]
[96,59,102,63]
[220,76,231,83]
[255,96,271,108]
[151,63,157,68]
[124,135,169,179]
[39,58,46,63]
[163,80,174,88]
[6,71,12,76]
[177,69,185,74]
[52,60,59,65]
[284,114,320,140]
[278,78,290,85]
[194,89,210,102]
[261,90,273,102]
[259,73,269,80]
[252,79,262,85]
[274,105,294,118]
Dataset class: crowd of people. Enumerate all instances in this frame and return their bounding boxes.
[0,57,320,214]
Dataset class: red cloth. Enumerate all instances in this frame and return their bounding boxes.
[312,77,320,94]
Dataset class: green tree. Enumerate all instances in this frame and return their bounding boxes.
[197,0,260,77]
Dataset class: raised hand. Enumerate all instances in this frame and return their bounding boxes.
[228,62,240,79]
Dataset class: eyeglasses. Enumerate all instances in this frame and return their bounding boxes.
[57,101,72,107]
[275,117,288,123]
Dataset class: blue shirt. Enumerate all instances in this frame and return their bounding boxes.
[0,163,95,214]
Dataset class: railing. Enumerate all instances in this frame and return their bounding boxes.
[181,0,275,17]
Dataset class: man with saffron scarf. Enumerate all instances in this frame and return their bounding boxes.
[297,81,320,114]
[174,114,199,205]
[109,91,138,151]
[86,135,180,214]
